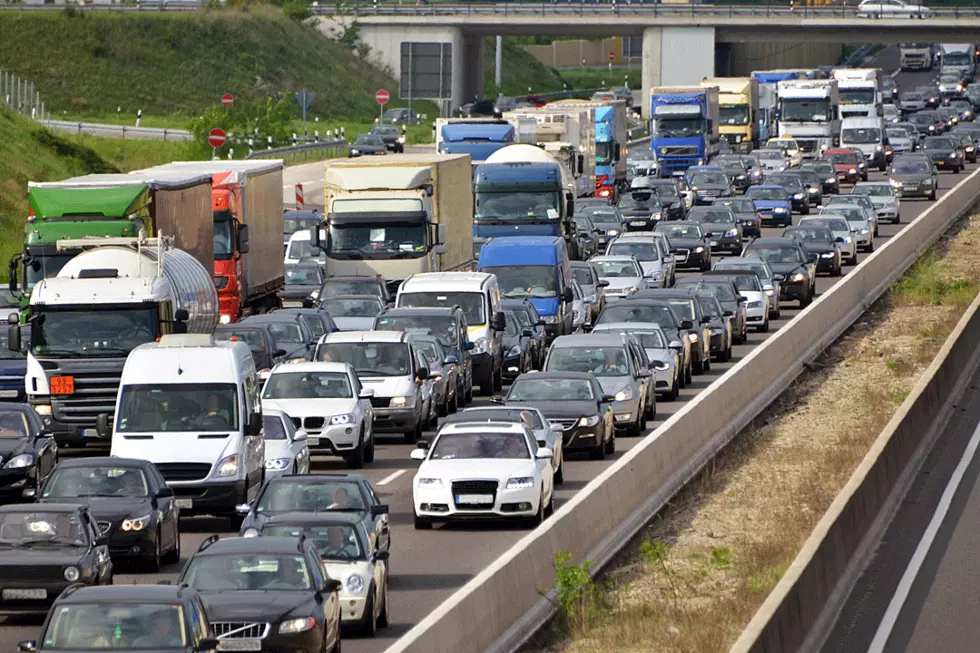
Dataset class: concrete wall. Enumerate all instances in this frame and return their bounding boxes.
[728,41,845,76]
[525,38,625,68]
[730,170,980,653]
[641,26,716,115]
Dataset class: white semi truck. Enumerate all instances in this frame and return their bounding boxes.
[8,235,218,445]
[833,68,882,119]
[776,78,840,157]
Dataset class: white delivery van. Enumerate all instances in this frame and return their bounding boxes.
[109,334,265,523]
[840,116,890,171]
[395,272,505,397]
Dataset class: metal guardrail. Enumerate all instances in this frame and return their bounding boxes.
[38,119,194,142]
[245,138,349,164]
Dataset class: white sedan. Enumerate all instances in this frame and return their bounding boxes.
[857,0,931,17]
[411,422,555,529]
[262,361,375,469]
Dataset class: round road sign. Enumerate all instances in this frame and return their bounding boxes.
[221,94,234,107]
[608,51,615,62]
[376,89,390,105]
[208,128,227,148]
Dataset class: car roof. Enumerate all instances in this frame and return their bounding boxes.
[438,421,529,435]
[321,294,383,302]
[58,585,194,604]
[325,275,383,283]
[589,255,639,263]
[240,313,302,325]
[746,237,800,246]
[199,536,311,556]
[268,473,368,484]
[54,457,151,470]
[631,288,698,298]
[591,322,665,334]
[751,185,788,191]
[321,330,407,344]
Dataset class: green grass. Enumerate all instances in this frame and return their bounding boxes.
[892,250,980,308]
[558,68,640,91]
[72,136,206,172]
[0,7,428,121]
[485,37,566,97]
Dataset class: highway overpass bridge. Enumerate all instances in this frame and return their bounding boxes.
[317,4,980,112]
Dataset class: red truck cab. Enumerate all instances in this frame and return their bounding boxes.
[212,173,250,323]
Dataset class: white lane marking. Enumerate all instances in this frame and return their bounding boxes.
[867,416,980,653]
[888,67,901,78]
[377,469,407,486]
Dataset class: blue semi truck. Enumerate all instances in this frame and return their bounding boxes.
[649,86,722,177]
[435,118,536,169]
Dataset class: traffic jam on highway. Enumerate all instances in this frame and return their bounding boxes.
[0,43,976,653]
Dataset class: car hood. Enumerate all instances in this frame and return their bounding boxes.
[699,222,737,235]
[0,548,85,566]
[262,397,358,419]
[331,317,378,331]
[832,162,859,172]
[37,496,153,524]
[619,208,660,218]
[601,277,642,292]
[665,237,704,249]
[767,262,806,276]
[505,399,600,419]
[355,376,414,398]
[417,458,539,482]
[593,376,633,394]
[891,172,932,182]
[199,591,313,622]
[0,438,31,463]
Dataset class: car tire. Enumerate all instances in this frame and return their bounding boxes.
[866,240,875,253]
[757,316,769,333]
[465,380,474,404]
[364,430,376,464]
[346,433,366,469]
[527,492,546,528]
[163,524,181,565]
[493,364,503,392]
[627,414,643,437]
[667,377,679,401]
[693,356,705,375]
[413,512,432,530]
[403,422,421,445]
[605,429,616,454]
[361,589,378,637]
[800,291,812,308]
[147,530,162,573]
[377,582,390,629]
[685,361,693,386]
[930,189,937,201]
[555,459,564,485]
[954,165,961,174]
[590,437,606,460]
[645,395,655,420]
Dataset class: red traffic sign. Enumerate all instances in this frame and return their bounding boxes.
[208,128,227,148]
[221,94,234,107]
[375,89,390,105]
[608,51,615,62]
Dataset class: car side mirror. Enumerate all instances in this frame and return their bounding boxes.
[464,340,475,350]
[489,395,504,404]
[373,550,391,562]
[18,641,38,653]
[598,279,610,287]
[834,236,844,243]
[417,366,431,380]
[321,578,343,594]
[521,329,533,338]
[443,355,459,365]
[700,316,712,324]
[370,504,389,517]
[359,388,375,399]
[410,448,427,461]
[680,319,694,330]
[669,340,683,350]
[637,368,652,378]
[156,487,174,499]
[563,288,574,303]
[235,503,251,515]
[723,310,733,317]
[536,447,553,460]
[491,311,506,331]
[601,394,616,403]
[806,252,818,262]
[274,348,288,358]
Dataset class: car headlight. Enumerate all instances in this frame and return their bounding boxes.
[506,476,535,489]
[774,207,789,213]
[614,386,634,402]
[890,178,902,187]
[309,289,320,300]
[389,396,413,408]
[578,415,601,427]
[725,229,738,238]
[844,236,852,243]
[875,144,883,151]
[694,246,705,253]
[243,528,259,538]
[330,413,354,425]
[265,458,292,471]
[826,177,836,184]
[417,477,442,488]
[64,566,80,582]
[791,273,806,282]
[397,136,406,144]
[279,617,317,634]
[214,454,239,478]
[34,405,52,416]
[764,287,774,296]
[860,228,869,234]
[345,574,366,595]
[121,514,151,532]
[649,270,663,279]
[688,333,699,343]
[350,148,360,155]
[820,252,835,258]
[219,314,233,325]
[747,301,762,308]
[652,212,662,221]
[607,229,619,236]
[651,360,670,371]
[541,314,560,324]
[736,174,746,180]
[751,170,763,179]
[3,454,33,469]
[508,345,523,357]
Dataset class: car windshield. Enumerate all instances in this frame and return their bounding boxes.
[0,511,87,547]
[354,135,382,146]
[891,160,930,174]
[257,480,365,513]
[399,292,485,325]
[263,415,289,440]
[887,128,910,140]
[320,297,383,319]
[597,304,676,326]
[689,210,734,224]
[650,184,680,200]
[586,210,621,225]
[263,524,364,561]
[286,239,324,262]
[698,282,739,301]
[924,137,955,149]
[909,114,937,125]
[825,153,858,164]
[42,603,187,650]
[429,430,531,460]
[662,299,696,321]
[902,93,923,101]
[617,193,661,211]
[263,371,352,399]
[840,89,875,105]
[747,247,805,265]
[756,150,783,160]
[316,342,410,377]
[546,346,629,376]
[507,378,595,401]
[804,217,851,232]
[630,330,668,349]
[842,128,882,144]
[183,554,311,591]
[42,466,149,499]
[285,265,321,286]
[802,163,835,176]
[413,340,443,363]
[854,184,895,197]
[213,328,269,358]
[780,99,832,121]
[284,216,318,237]
[0,411,28,439]
[607,242,660,260]
[116,384,238,433]
[573,267,594,286]
[656,224,702,239]
[746,188,786,201]
[824,208,865,222]
[591,260,641,278]
[689,172,728,186]
[327,224,426,260]
[376,315,459,346]
[719,105,750,125]
[485,266,557,299]
[786,228,833,242]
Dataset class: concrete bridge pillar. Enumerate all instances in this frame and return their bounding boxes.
[641,26,717,116]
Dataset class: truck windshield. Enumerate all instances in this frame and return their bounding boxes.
[596,142,614,165]
[33,307,157,358]
[653,118,705,138]
[398,292,485,325]
[116,383,239,433]
[779,99,832,121]
[485,266,558,299]
[327,225,426,260]
[944,53,972,66]
[474,191,560,222]
[719,105,750,125]
[24,251,75,291]
[214,217,235,260]
[839,89,875,105]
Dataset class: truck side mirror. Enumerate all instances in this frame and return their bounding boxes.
[491,311,506,332]
[436,223,447,245]
[614,143,621,161]
[309,225,321,249]
[96,414,111,439]
[563,287,574,303]
[577,154,584,175]
[6,324,20,353]
[248,413,262,436]
[237,224,250,254]
[7,254,20,295]
[566,195,575,217]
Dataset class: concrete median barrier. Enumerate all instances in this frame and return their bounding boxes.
[385,168,980,653]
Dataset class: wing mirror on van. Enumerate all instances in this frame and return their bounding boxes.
[247,413,262,436]
[6,322,20,353]
[563,288,574,303]
[358,388,375,399]
[464,340,475,351]
[491,311,507,332]
[96,414,111,439]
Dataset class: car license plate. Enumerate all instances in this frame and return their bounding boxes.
[0,390,17,399]
[50,375,74,395]
[175,499,193,509]
[631,221,647,227]
[2,588,46,600]
[710,240,718,246]
[217,640,262,652]
[456,494,493,504]
[307,437,320,447]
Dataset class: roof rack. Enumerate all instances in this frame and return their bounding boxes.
[197,534,220,553]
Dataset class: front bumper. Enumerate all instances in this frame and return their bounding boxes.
[612,398,641,430]
[815,253,839,273]
[0,467,37,500]
[553,423,605,451]
[779,280,808,301]
[105,527,158,560]
[0,381,25,403]
[221,626,325,652]
[876,207,900,222]
[372,405,422,434]
[789,196,808,212]
[300,421,365,453]
[171,478,246,516]
[671,247,710,269]
[340,592,370,624]
[503,352,525,379]
[744,301,767,322]
[836,170,860,184]
[705,234,742,254]
[414,483,540,520]
[930,157,960,170]
[623,218,657,231]
[758,210,792,226]
[892,182,934,198]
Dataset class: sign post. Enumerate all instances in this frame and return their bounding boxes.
[376,89,390,122]
[294,91,317,138]
[608,51,614,74]
[221,94,234,107]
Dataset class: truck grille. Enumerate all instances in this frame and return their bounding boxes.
[155,463,212,482]
[212,622,271,639]
[796,139,819,153]
[369,397,390,409]
[41,359,125,427]
[304,417,325,430]
[660,145,698,156]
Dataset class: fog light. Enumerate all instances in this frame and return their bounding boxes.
[345,427,353,435]
[519,503,532,511]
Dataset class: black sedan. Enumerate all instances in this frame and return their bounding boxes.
[652,221,711,271]
[179,536,342,653]
[766,173,810,214]
[920,135,965,172]
[643,178,686,220]
[348,134,387,157]
[715,198,762,238]
[781,226,842,276]
[687,206,743,256]
[500,372,615,460]
[713,156,753,192]
[0,403,57,503]
[800,161,840,195]
[0,504,112,614]
[370,124,405,153]
[282,261,325,308]
[38,457,181,570]
[744,237,818,307]
[616,190,664,231]
[213,324,288,375]
[502,310,535,380]
[502,299,548,369]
